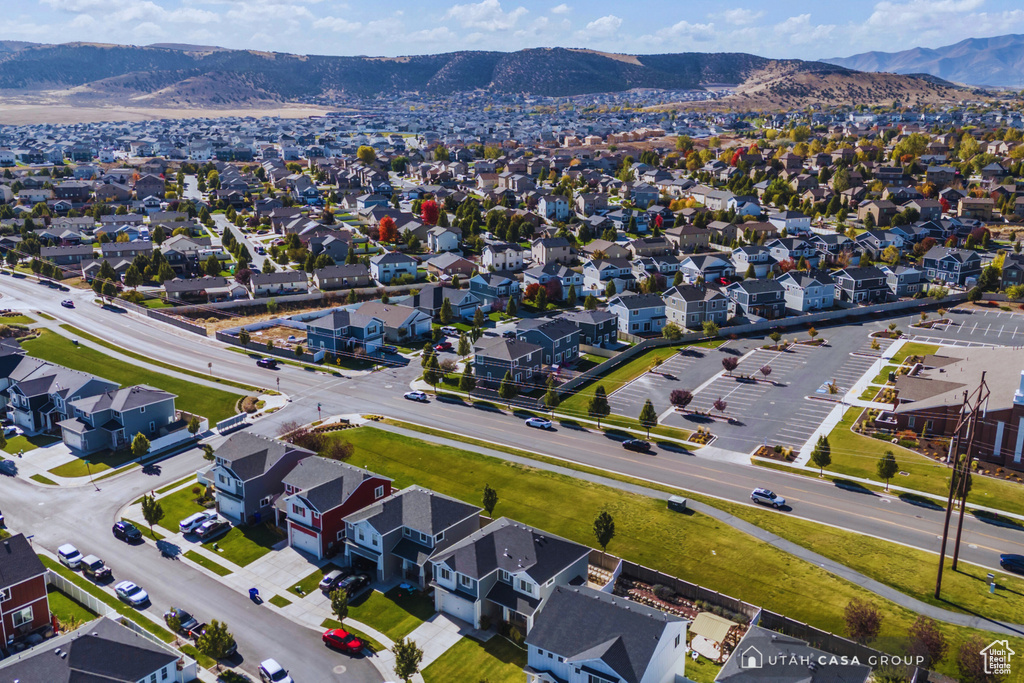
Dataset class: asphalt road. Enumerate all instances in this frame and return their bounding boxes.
[0,447,382,683]
[4,277,1024,588]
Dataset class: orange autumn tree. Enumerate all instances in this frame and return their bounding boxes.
[420,200,440,225]
[379,216,399,243]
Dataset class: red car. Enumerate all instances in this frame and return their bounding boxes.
[718,277,729,285]
[434,341,453,352]
[322,628,364,654]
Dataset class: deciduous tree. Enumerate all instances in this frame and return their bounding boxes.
[482,484,498,517]
[593,510,615,558]
[810,435,831,477]
[876,451,899,491]
[638,399,657,438]
[393,639,424,683]
[844,599,882,644]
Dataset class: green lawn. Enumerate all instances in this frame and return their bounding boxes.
[180,643,217,670]
[268,594,292,608]
[157,475,196,495]
[202,522,281,566]
[327,427,1021,674]
[21,331,239,422]
[30,473,57,485]
[347,586,436,642]
[122,518,164,541]
[49,449,138,478]
[685,655,724,683]
[289,565,340,597]
[184,550,233,576]
[1,314,35,324]
[2,433,59,454]
[141,298,173,309]
[321,618,385,653]
[890,342,940,365]
[826,408,1024,517]
[422,636,526,683]
[35,311,56,321]
[48,586,98,628]
[155,486,208,532]
[869,365,898,385]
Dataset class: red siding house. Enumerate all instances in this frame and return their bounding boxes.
[278,457,392,559]
[1,534,50,647]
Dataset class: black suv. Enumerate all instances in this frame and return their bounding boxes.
[112,521,143,543]
[256,357,279,369]
[622,439,651,453]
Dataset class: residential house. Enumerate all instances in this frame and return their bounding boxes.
[516,318,580,366]
[724,279,786,319]
[425,252,475,279]
[664,225,709,253]
[524,585,689,683]
[921,245,982,286]
[582,259,635,295]
[777,270,835,312]
[40,244,94,266]
[577,239,630,261]
[472,336,543,388]
[1001,253,1024,289]
[557,310,618,347]
[0,533,50,648]
[959,197,994,221]
[431,517,590,632]
[858,200,899,227]
[6,359,118,434]
[59,385,176,455]
[354,301,433,343]
[531,237,572,265]
[678,253,735,283]
[100,240,153,261]
[855,229,904,259]
[312,264,372,290]
[537,195,570,221]
[766,210,811,236]
[163,276,248,302]
[483,243,525,273]
[280,457,392,559]
[523,262,584,301]
[426,226,461,253]
[344,486,481,588]
[206,432,315,525]
[370,251,418,284]
[731,245,776,278]
[663,284,728,329]
[249,271,309,297]
[305,309,384,355]
[880,264,923,297]
[808,233,857,264]
[607,293,667,335]
[766,237,818,268]
[832,266,889,303]
[411,285,483,320]
[469,273,521,309]
[906,199,943,222]
[628,236,673,258]
[717,626,870,683]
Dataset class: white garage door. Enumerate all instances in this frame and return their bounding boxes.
[289,524,321,558]
[217,495,244,524]
[440,592,475,625]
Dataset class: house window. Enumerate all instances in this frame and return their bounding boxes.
[435,531,445,542]
[371,534,378,547]
[675,634,681,647]
[337,530,345,541]
[140,405,146,413]
[403,527,412,537]
[260,496,272,507]
[12,606,33,628]
[375,485,384,498]
[517,578,534,595]
[587,674,613,683]
[438,567,451,581]
[149,421,155,433]
[459,574,473,588]
[292,504,305,516]
[219,474,227,485]
[358,529,365,541]
[0,588,9,602]
[162,667,169,680]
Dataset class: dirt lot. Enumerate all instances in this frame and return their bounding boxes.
[0,102,334,124]
[248,325,306,350]
[191,300,341,333]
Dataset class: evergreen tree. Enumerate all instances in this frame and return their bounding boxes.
[498,370,518,407]
[588,385,611,427]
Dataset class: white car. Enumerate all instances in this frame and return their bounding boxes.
[57,543,83,569]
[751,488,786,509]
[259,658,293,683]
[179,511,217,534]
[114,580,150,607]
[440,326,459,336]
[404,391,428,402]
[525,417,553,430]
[2,425,22,438]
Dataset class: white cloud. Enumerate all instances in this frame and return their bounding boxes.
[444,0,527,31]
[313,16,361,32]
[640,19,717,47]
[773,14,835,45]
[583,14,621,38]
[550,3,570,14]
[722,8,763,26]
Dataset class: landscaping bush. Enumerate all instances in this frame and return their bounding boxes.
[653,584,675,601]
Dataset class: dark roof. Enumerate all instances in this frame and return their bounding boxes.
[608,293,665,309]
[516,318,579,341]
[251,270,307,285]
[833,266,886,280]
[473,336,542,362]
[526,585,683,683]
[216,432,313,482]
[344,486,480,536]
[433,517,589,584]
[728,279,785,295]
[0,616,179,683]
[283,456,387,512]
[558,309,617,326]
[716,625,871,683]
[307,309,378,331]
[0,534,46,589]
[69,385,175,414]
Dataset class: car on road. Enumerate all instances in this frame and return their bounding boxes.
[256,357,279,369]
[3,425,23,438]
[525,417,552,430]
[164,608,199,633]
[434,341,453,352]
[259,658,293,683]
[322,627,365,654]
[751,488,786,509]
[622,438,651,453]
[81,555,112,582]
[61,300,75,308]
[440,326,459,336]
[112,520,143,543]
[57,544,84,569]
[179,511,217,534]
[1000,553,1024,575]
[0,460,15,476]
[403,390,428,402]
[502,330,517,339]
[195,518,231,541]
[114,581,150,607]
[332,573,369,596]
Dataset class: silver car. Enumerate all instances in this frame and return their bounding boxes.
[115,580,150,607]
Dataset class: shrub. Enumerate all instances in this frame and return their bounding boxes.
[653,584,675,601]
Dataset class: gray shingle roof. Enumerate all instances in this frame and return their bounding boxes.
[216,432,313,482]
[344,486,480,536]
[283,456,387,512]
[0,533,46,590]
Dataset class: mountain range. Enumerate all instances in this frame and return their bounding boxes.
[0,41,964,109]
[827,34,1024,87]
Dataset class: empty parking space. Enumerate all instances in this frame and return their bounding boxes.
[688,346,811,415]
[608,348,713,417]
[823,352,881,394]
[770,398,836,450]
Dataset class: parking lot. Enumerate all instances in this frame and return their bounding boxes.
[608,346,721,417]
[891,307,1024,348]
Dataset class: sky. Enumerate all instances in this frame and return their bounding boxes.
[8,0,1024,59]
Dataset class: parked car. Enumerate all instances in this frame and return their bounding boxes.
[57,544,84,569]
[440,326,459,336]
[0,509,4,527]
[115,581,150,607]
[112,520,143,543]
[403,390,428,402]
[180,511,217,534]
[333,573,369,596]
[81,555,112,581]
[1000,553,1024,575]
[622,438,651,453]
[164,608,199,633]
[322,628,364,654]
[502,330,517,338]
[381,345,398,354]
[190,623,237,656]
[751,488,786,509]
[319,569,347,592]
[195,518,231,541]
[434,341,453,352]
[525,417,552,430]
[256,357,279,369]
[2,425,22,438]
[0,459,16,476]
[61,300,75,308]
[259,658,293,683]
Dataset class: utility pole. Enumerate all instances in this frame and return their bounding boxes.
[952,372,989,571]
[934,373,988,598]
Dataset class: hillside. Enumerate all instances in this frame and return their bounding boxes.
[0,41,966,108]
[826,34,1024,87]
